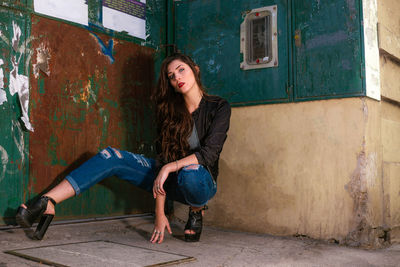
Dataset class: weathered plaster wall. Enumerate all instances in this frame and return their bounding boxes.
[174,98,385,246]
[378,0,400,60]
[378,0,400,244]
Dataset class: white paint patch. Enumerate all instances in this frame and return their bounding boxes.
[12,120,25,167]
[10,56,32,131]
[0,59,5,106]
[0,58,4,88]
[0,145,9,183]
[0,89,6,105]
[11,21,21,52]
[8,22,34,131]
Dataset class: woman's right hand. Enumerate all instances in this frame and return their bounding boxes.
[152,165,172,198]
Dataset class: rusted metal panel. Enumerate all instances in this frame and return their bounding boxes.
[29,15,156,220]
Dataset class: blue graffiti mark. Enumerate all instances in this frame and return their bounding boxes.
[90,32,115,64]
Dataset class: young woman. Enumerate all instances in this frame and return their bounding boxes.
[16,53,231,244]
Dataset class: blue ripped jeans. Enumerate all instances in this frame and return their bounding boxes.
[65,147,217,207]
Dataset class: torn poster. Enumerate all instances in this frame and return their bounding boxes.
[33,43,51,79]
[102,0,146,39]
[34,0,88,26]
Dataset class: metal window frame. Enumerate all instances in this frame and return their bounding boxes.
[240,5,278,70]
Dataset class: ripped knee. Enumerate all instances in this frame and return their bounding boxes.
[183,164,201,171]
[99,147,123,160]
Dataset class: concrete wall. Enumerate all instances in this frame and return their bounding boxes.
[378,0,400,244]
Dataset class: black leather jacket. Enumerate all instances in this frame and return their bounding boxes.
[191,95,231,181]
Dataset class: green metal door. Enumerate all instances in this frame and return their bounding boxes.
[0,7,30,225]
[174,0,290,106]
[293,0,364,100]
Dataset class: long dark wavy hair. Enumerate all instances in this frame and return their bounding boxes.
[152,53,206,163]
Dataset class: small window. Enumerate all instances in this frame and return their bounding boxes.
[240,6,278,70]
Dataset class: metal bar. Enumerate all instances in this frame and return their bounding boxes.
[0,213,153,231]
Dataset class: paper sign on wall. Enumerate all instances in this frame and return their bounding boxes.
[102,0,146,40]
[34,0,89,26]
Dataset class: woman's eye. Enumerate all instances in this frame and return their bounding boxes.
[179,68,184,73]
[168,74,175,80]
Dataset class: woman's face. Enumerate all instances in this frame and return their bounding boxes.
[167,59,198,95]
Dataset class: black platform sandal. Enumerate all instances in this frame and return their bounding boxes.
[184,205,208,242]
[16,196,56,240]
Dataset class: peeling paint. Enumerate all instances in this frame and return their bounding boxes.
[9,54,32,131]
[0,145,8,183]
[11,21,21,52]
[0,58,5,105]
[11,120,25,168]
[33,43,51,78]
[344,147,386,247]
[0,89,6,106]
[0,58,4,89]
[0,21,34,131]
[90,32,115,64]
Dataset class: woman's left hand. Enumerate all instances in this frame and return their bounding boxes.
[152,165,171,198]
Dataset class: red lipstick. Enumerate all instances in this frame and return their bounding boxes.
[178,82,185,88]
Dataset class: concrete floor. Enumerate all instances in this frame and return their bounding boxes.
[1,215,399,267]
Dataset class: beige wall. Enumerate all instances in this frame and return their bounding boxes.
[378,0,400,244]
[175,98,385,246]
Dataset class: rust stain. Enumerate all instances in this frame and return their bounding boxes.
[80,79,92,103]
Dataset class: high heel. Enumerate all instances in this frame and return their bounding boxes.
[184,205,207,242]
[33,214,54,240]
[16,196,56,240]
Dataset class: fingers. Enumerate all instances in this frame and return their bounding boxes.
[150,230,157,242]
[158,231,164,244]
[157,185,165,195]
[150,229,165,244]
[166,222,172,234]
[153,182,166,197]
